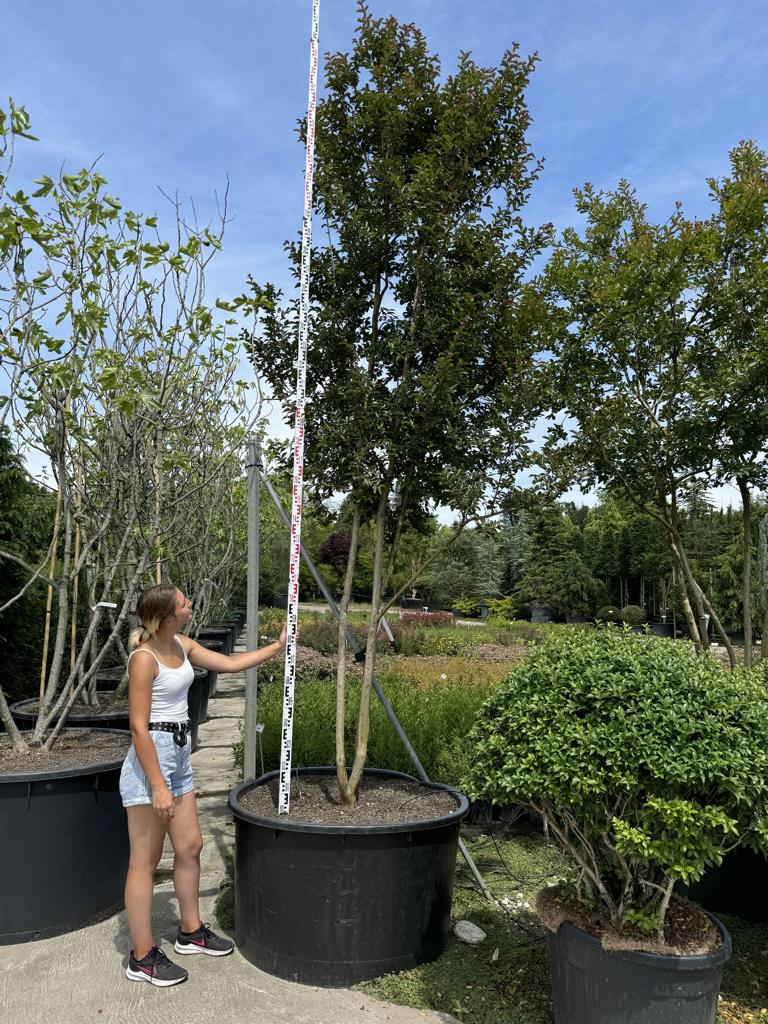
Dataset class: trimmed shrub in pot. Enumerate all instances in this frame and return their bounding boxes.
[620,603,646,626]
[465,628,768,1023]
[595,604,622,624]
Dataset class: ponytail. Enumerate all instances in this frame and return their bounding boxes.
[128,626,151,651]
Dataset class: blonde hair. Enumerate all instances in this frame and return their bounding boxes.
[129,584,179,650]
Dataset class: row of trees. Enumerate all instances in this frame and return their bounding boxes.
[246,4,767,799]
[0,102,256,750]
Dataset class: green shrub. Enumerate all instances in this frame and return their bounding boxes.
[451,596,480,617]
[465,627,768,938]
[596,604,621,623]
[485,596,519,626]
[233,672,499,787]
[621,604,646,626]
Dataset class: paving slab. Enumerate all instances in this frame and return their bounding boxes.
[197,717,241,748]
[206,697,245,719]
[0,885,456,1024]
[213,677,246,697]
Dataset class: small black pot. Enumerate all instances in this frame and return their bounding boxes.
[10,698,130,733]
[229,767,468,986]
[547,914,730,1024]
[0,729,130,944]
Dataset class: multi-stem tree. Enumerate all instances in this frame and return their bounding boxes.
[541,157,768,666]
[0,102,258,751]
[246,5,549,805]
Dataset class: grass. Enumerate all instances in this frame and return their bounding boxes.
[358,825,564,1024]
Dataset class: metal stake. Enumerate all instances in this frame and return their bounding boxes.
[243,439,262,781]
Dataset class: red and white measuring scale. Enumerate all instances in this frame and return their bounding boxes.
[278,0,320,814]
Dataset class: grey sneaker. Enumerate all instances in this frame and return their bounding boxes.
[126,945,188,986]
[174,921,234,957]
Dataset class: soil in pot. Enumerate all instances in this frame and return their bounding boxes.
[0,728,130,773]
[10,695,131,732]
[239,773,457,826]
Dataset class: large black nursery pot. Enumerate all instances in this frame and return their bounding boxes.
[678,846,768,923]
[197,638,223,698]
[229,767,468,987]
[10,697,130,733]
[186,667,208,752]
[651,621,675,638]
[0,728,130,944]
[95,665,127,691]
[546,914,731,1024]
[198,626,233,658]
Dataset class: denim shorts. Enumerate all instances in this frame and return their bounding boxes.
[119,731,195,807]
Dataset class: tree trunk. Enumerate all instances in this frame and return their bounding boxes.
[335,507,361,805]
[343,485,390,804]
[737,476,753,668]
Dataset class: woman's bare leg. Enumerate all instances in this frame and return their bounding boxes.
[167,791,204,932]
[125,806,168,959]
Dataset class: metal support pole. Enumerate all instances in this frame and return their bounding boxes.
[259,471,493,901]
[243,439,262,781]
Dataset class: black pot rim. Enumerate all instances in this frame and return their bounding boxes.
[10,698,130,722]
[553,911,732,970]
[0,727,131,784]
[229,766,469,836]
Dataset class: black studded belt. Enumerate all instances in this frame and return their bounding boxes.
[148,720,191,747]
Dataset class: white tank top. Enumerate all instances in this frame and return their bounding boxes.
[128,637,195,723]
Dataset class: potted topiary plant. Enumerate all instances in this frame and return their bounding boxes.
[465,627,768,1024]
[596,604,622,625]
[620,603,647,632]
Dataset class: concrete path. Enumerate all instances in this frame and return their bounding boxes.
[1,634,456,1024]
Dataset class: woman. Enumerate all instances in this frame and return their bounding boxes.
[119,583,286,987]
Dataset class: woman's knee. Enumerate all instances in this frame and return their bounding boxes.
[128,850,162,875]
[174,833,204,861]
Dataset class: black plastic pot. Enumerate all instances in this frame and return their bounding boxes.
[229,767,468,986]
[10,697,130,733]
[678,846,768,923]
[0,728,130,944]
[546,914,730,1024]
[531,604,553,624]
[651,622,675,638]
[197,638,223,697]
[95,665,127,691]
[212,622,239,654]
[198,627,233,658]
[187,667,207,752]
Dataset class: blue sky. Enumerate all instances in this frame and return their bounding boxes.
[4,0,767,504]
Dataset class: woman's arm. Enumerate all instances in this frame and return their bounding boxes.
[182,625,287,674]
[128,650,176,818]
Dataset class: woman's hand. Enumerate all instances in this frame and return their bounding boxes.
[152,782,175,818]
[277,624,288,649]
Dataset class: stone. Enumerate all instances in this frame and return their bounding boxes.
[453,920,486,944]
